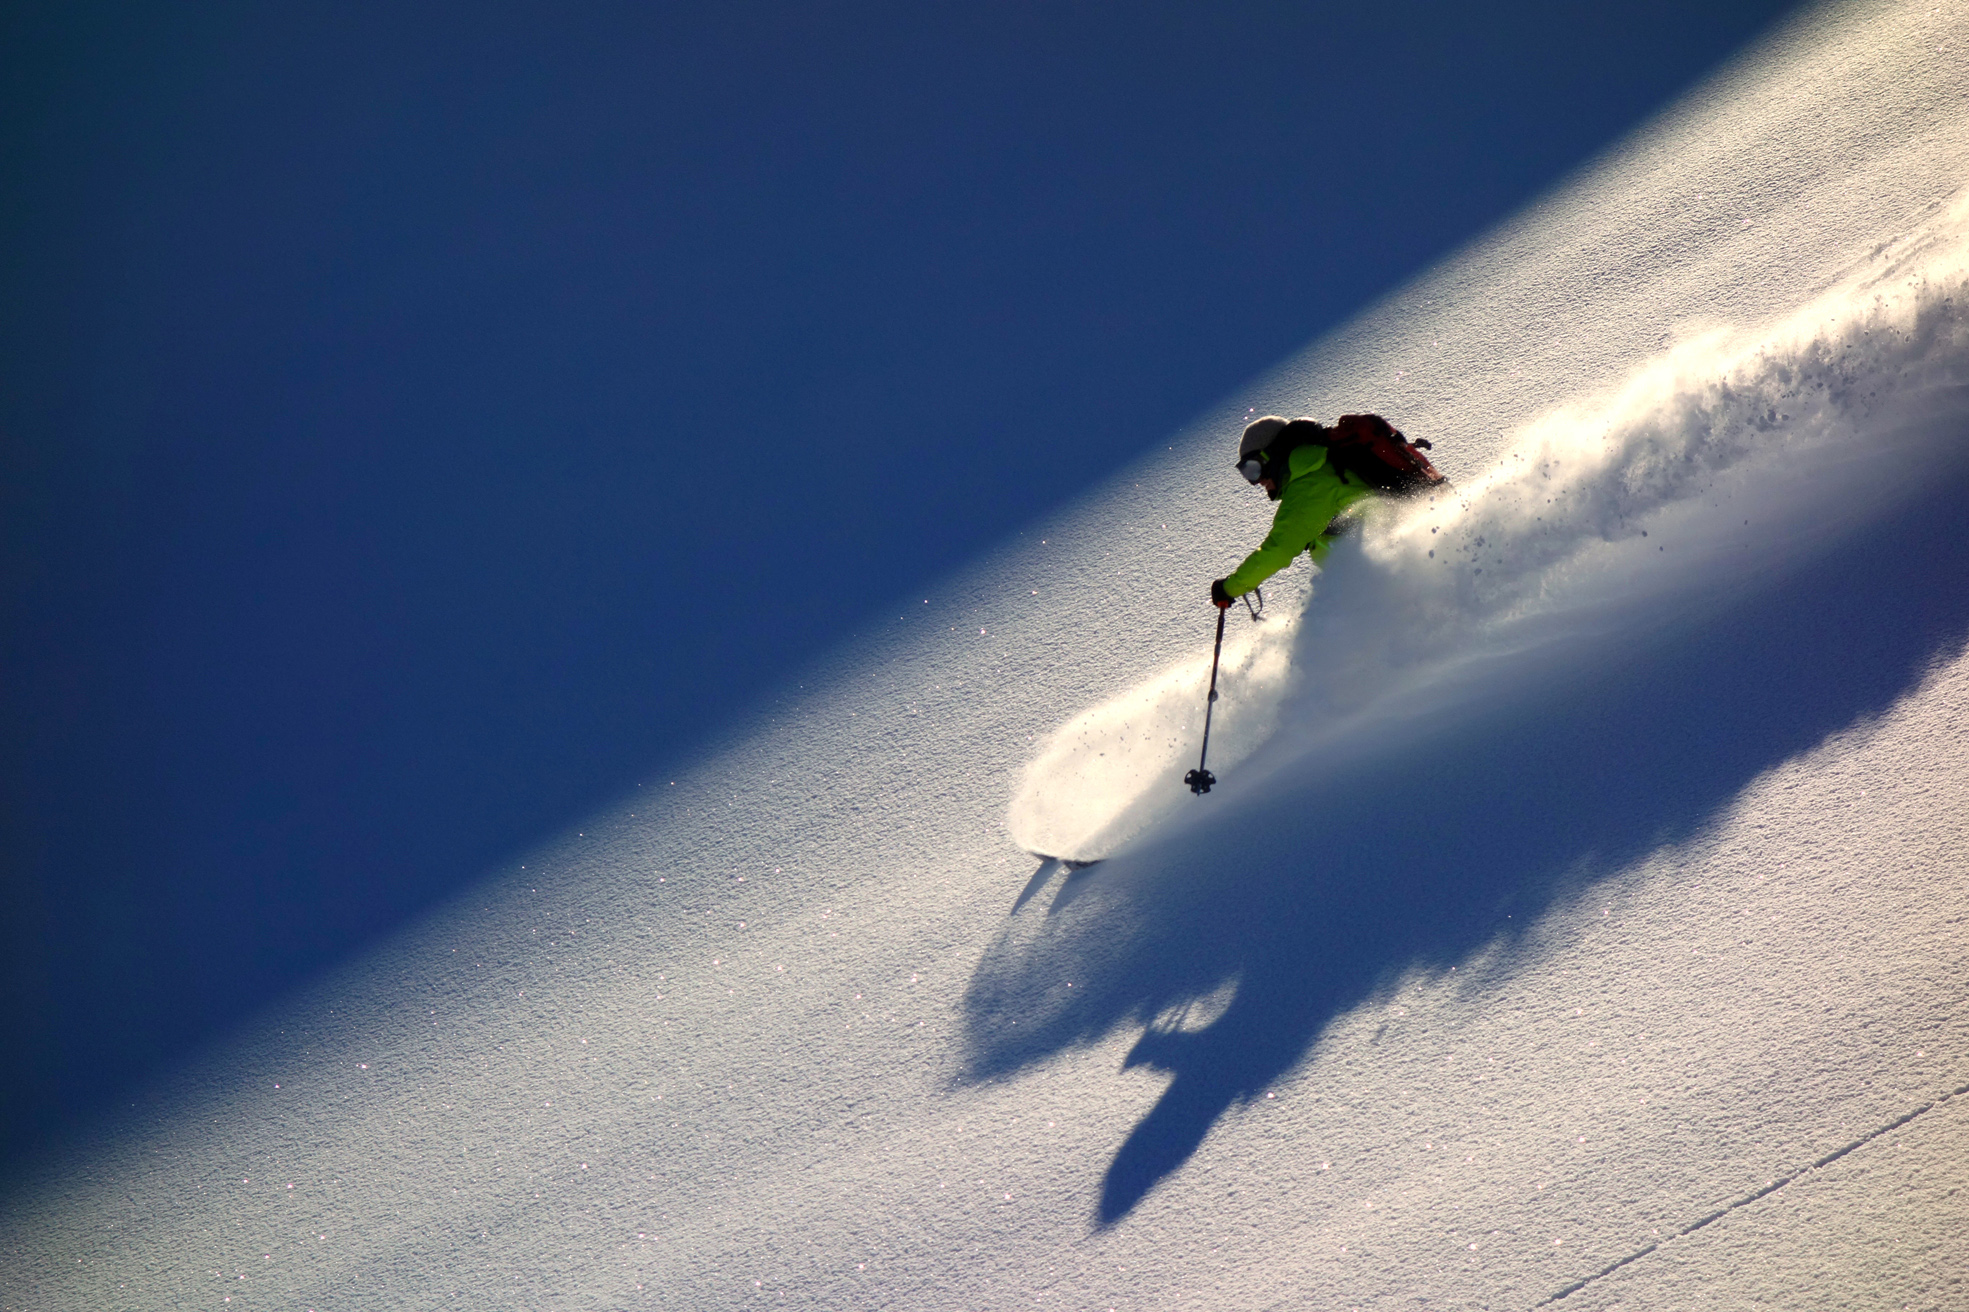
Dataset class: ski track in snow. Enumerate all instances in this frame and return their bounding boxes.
[7,2,1969,1310]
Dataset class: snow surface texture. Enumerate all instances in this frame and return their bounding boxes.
[7,1,1969,1309]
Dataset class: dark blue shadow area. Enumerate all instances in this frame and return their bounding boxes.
[963,448,1969,1226]
[0,0,1800,1166]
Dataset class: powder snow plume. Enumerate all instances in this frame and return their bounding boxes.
[1012,191,1969,859]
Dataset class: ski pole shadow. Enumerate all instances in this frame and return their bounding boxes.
[1010,860,1061,915]
[1010,857,1108,918]
[960,447,1969,1228]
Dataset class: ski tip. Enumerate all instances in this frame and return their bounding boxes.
[1023,851,1103,871]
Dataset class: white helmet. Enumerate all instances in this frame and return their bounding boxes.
[1237,415,1290,482]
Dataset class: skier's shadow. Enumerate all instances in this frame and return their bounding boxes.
[962,455,1969,1227]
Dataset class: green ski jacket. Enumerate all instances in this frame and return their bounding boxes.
[1223,443,1376,598]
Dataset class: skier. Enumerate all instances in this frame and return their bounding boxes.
[1210,413,1446,609]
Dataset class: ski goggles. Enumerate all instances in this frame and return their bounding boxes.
[1238,457,1265,484]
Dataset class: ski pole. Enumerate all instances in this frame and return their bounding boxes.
[1184,604,1228,795]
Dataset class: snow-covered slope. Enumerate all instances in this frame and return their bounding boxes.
[7,2,1969,1309]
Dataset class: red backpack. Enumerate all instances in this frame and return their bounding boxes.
[1316,414,1447,494]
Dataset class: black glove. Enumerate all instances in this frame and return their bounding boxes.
[1210,578,1233,609]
